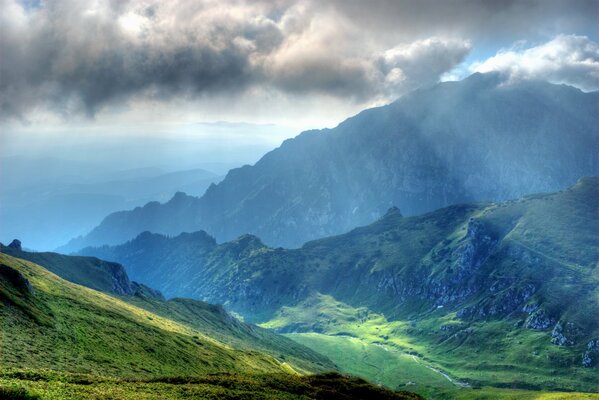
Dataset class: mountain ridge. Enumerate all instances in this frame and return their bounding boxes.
[79,177,599,391]
[59,73,599,252]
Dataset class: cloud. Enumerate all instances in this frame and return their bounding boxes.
[378,38,472,96]
[0,0,271,119]
[0,0,472,121]
[264,5,471,102]
[471,35,599,91]
[0,0,596,122]
[325,0,598,46]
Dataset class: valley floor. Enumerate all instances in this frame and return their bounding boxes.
[287,333,599,400]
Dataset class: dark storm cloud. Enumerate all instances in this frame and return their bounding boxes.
[0,0,596,121]
[327,0,599,44]
[0,0,270,119]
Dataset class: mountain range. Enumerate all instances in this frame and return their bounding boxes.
[78,177,599,393]
[59,73,599,252]
[0,157,222,250]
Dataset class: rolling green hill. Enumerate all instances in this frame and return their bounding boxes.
[0,252,337,376]
[80,177,599,394]
[0,252,424,399]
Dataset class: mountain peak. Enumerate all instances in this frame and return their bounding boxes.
[171,191,190,201]
[8,239,22,251]
[234,233,265,248]
[60,76,598,251]
[382,206,403,219]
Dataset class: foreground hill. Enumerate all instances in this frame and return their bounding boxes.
[0,239,148,297]
[80,178,599,392]
[60,73,599,252]
[0,252,422,399]
[0,252,334,376]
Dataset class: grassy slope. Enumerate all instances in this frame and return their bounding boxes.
[77,178,599,395]
[0,252,332,377]
[0,253,426,399]
[124,295,334,374]
[288,333,599,400]
[0,245,133,296]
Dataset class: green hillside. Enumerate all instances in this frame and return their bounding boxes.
[0,369,423,400]
[1,240,139,296]
[80,177,599,395]
[0,252,425,399]
[0,252,335,376]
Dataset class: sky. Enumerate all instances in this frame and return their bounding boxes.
[1,0,598,168]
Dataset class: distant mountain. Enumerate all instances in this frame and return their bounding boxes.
[62,73,599,252]
[0,161,221,250]
[80,177,599,391]
[75,230,218,297]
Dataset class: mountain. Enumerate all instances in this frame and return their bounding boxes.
[0,251,331,375]
[79,177,599,392]
[0,157,221,250]
[75,231,217,297]
[0,239,146,296]
[0,252,422,399]
[60,73,599,252]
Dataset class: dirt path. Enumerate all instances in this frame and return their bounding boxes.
[410,355,470,388]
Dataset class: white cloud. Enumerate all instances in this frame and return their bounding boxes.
[471,35,599,91]
[379,37,472,96]
[1,0,595,124]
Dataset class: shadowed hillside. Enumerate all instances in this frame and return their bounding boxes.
[80,177,599,392]
[60,74,599,252]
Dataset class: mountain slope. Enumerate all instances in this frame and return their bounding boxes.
[0,240,146,297]
[0,252,335,376]
[61,74,599,251]
[76,231,217,297]
[80,177,599,391]
[0,240,329,371]
[0,253,425,399]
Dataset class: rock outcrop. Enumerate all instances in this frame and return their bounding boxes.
[8,239,22,251]
[551,322,581,346]
[0,263,32,293]
[582,339,599,367]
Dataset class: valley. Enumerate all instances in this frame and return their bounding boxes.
[0,252,426,399]
[2,17,598,396]
[287,334,599,399]
[76,177,599,396]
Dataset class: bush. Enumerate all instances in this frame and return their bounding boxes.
[0,386,39,400]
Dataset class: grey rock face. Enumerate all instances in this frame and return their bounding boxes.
[551,322,581,346]
[452,219,497,281]
[526,309,555,330]
[582,339,599,367]
[106,262,135,296]
[457,283,536,320]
